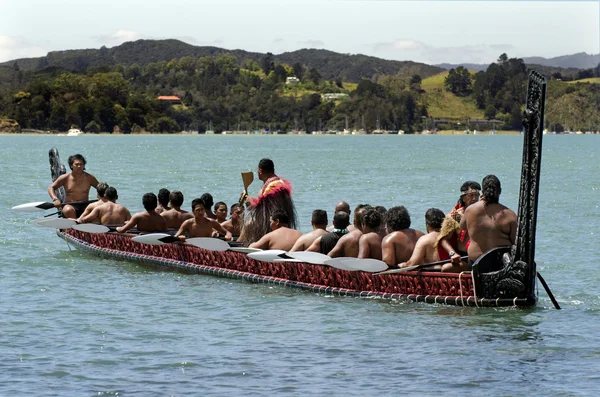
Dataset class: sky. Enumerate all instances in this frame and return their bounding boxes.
[1,0,598,65]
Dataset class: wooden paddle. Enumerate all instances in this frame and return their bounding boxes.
[239,171,254,205]
[13,199,97,213]
[376,256,468,275]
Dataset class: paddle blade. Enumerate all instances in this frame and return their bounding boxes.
[287,251,331,265]
[72,223,111,233]
[34,218,77,229]
[342,258,388,273]
[248,250,288,262]
[132,233,172,245]
[12,201,54,212]
[228,247,262,254]
[185,237,229,251]
[241,171,254,191]
[323,257,356,271]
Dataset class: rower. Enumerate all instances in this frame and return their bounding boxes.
[399,208,445,268]
[155,188,171,214]
[289,209,328,252]
[381,206,425,266]
[78,187,131,225]
[160,191,193,229]
[48,154,99,219]
[175,198,232,240]
[249,210,302,251]
[358,207,384,260]
[77,182,109,221]
[117,193,167,233]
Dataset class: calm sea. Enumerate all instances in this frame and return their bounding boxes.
[1,135,599,396]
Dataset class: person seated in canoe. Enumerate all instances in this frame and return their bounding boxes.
[221,203,243,237]
[160,191,193,230]
[399,208,445,269]
[77,187,131,226]
[289,209,329,252]
[437,181,481,267]
[201,193,216,219]
[77,182,109,221]
[307,211,350,254]
[326,201,356,233]
[211,201,228,238]
[155,188,171,214]
[175,198,232,241]
[327,204,368,258]
[238,158,297,243]
[358,207,384,260]
[116,193,167,233]
[375,205,388,238]
[47,154,99,219]
[455,175,517,271]
[381,206,425,267]
[249,210,302,251]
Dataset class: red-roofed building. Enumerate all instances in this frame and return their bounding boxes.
[157,95,181,104]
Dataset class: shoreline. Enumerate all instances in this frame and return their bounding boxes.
[2,130,598,136]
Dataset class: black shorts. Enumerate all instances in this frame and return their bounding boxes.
[60,202,94,218]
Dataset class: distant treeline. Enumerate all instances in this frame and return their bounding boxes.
[0,49,599,133]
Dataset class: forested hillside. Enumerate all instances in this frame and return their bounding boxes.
[0,41,598,134]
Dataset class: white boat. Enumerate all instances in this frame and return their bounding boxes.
[66,128,83,136]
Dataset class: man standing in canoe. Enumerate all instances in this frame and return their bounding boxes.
[238,158,297,244]
[459,174,517,266]
[48,154,99,219]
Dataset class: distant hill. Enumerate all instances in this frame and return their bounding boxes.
[0,39,445,83]
[435,62,584,80]
[522,52,599,69]
[437,52,599,72]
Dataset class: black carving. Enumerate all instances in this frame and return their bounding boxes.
[473,71,546,301]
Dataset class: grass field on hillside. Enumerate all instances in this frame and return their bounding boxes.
[567,77,600,84]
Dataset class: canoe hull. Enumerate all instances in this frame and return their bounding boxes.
[58,229,535,308]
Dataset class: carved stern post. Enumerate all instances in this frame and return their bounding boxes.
[472,71,547,305]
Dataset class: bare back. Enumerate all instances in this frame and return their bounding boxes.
[358,232,383,260]
[130,211,167,233]
[463,201,517,261]
[161,208,193,229]
[382,228,425,266]
[96,202,131,225]
[328,229,362,258]
[250,227,303,251]
[290,228,328,252]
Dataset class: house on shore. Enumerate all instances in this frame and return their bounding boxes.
[157,96,182,104]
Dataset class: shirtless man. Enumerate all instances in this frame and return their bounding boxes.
[457,174,517,268]
[175,198,232,240]
[48,154,99,219]
[160,191,193,229]
[357,207,384,260]
[77,182,109,221]
[381,206,425,267]
[307,211,350,254]
[327,201,356,233]
[201,193,216,219]
[249,210,302,251]
[290,209,329,252]
[155,188,171,214]
[221,203,243,237]
[211,201,229,238]
[117,193,167,233]
[399,208,445,268]
[214,202,228,223]
[78,187,131,225]
[327,204,368,258]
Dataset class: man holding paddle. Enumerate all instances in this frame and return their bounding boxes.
[238,158,297,244]
[47,154,99,219]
